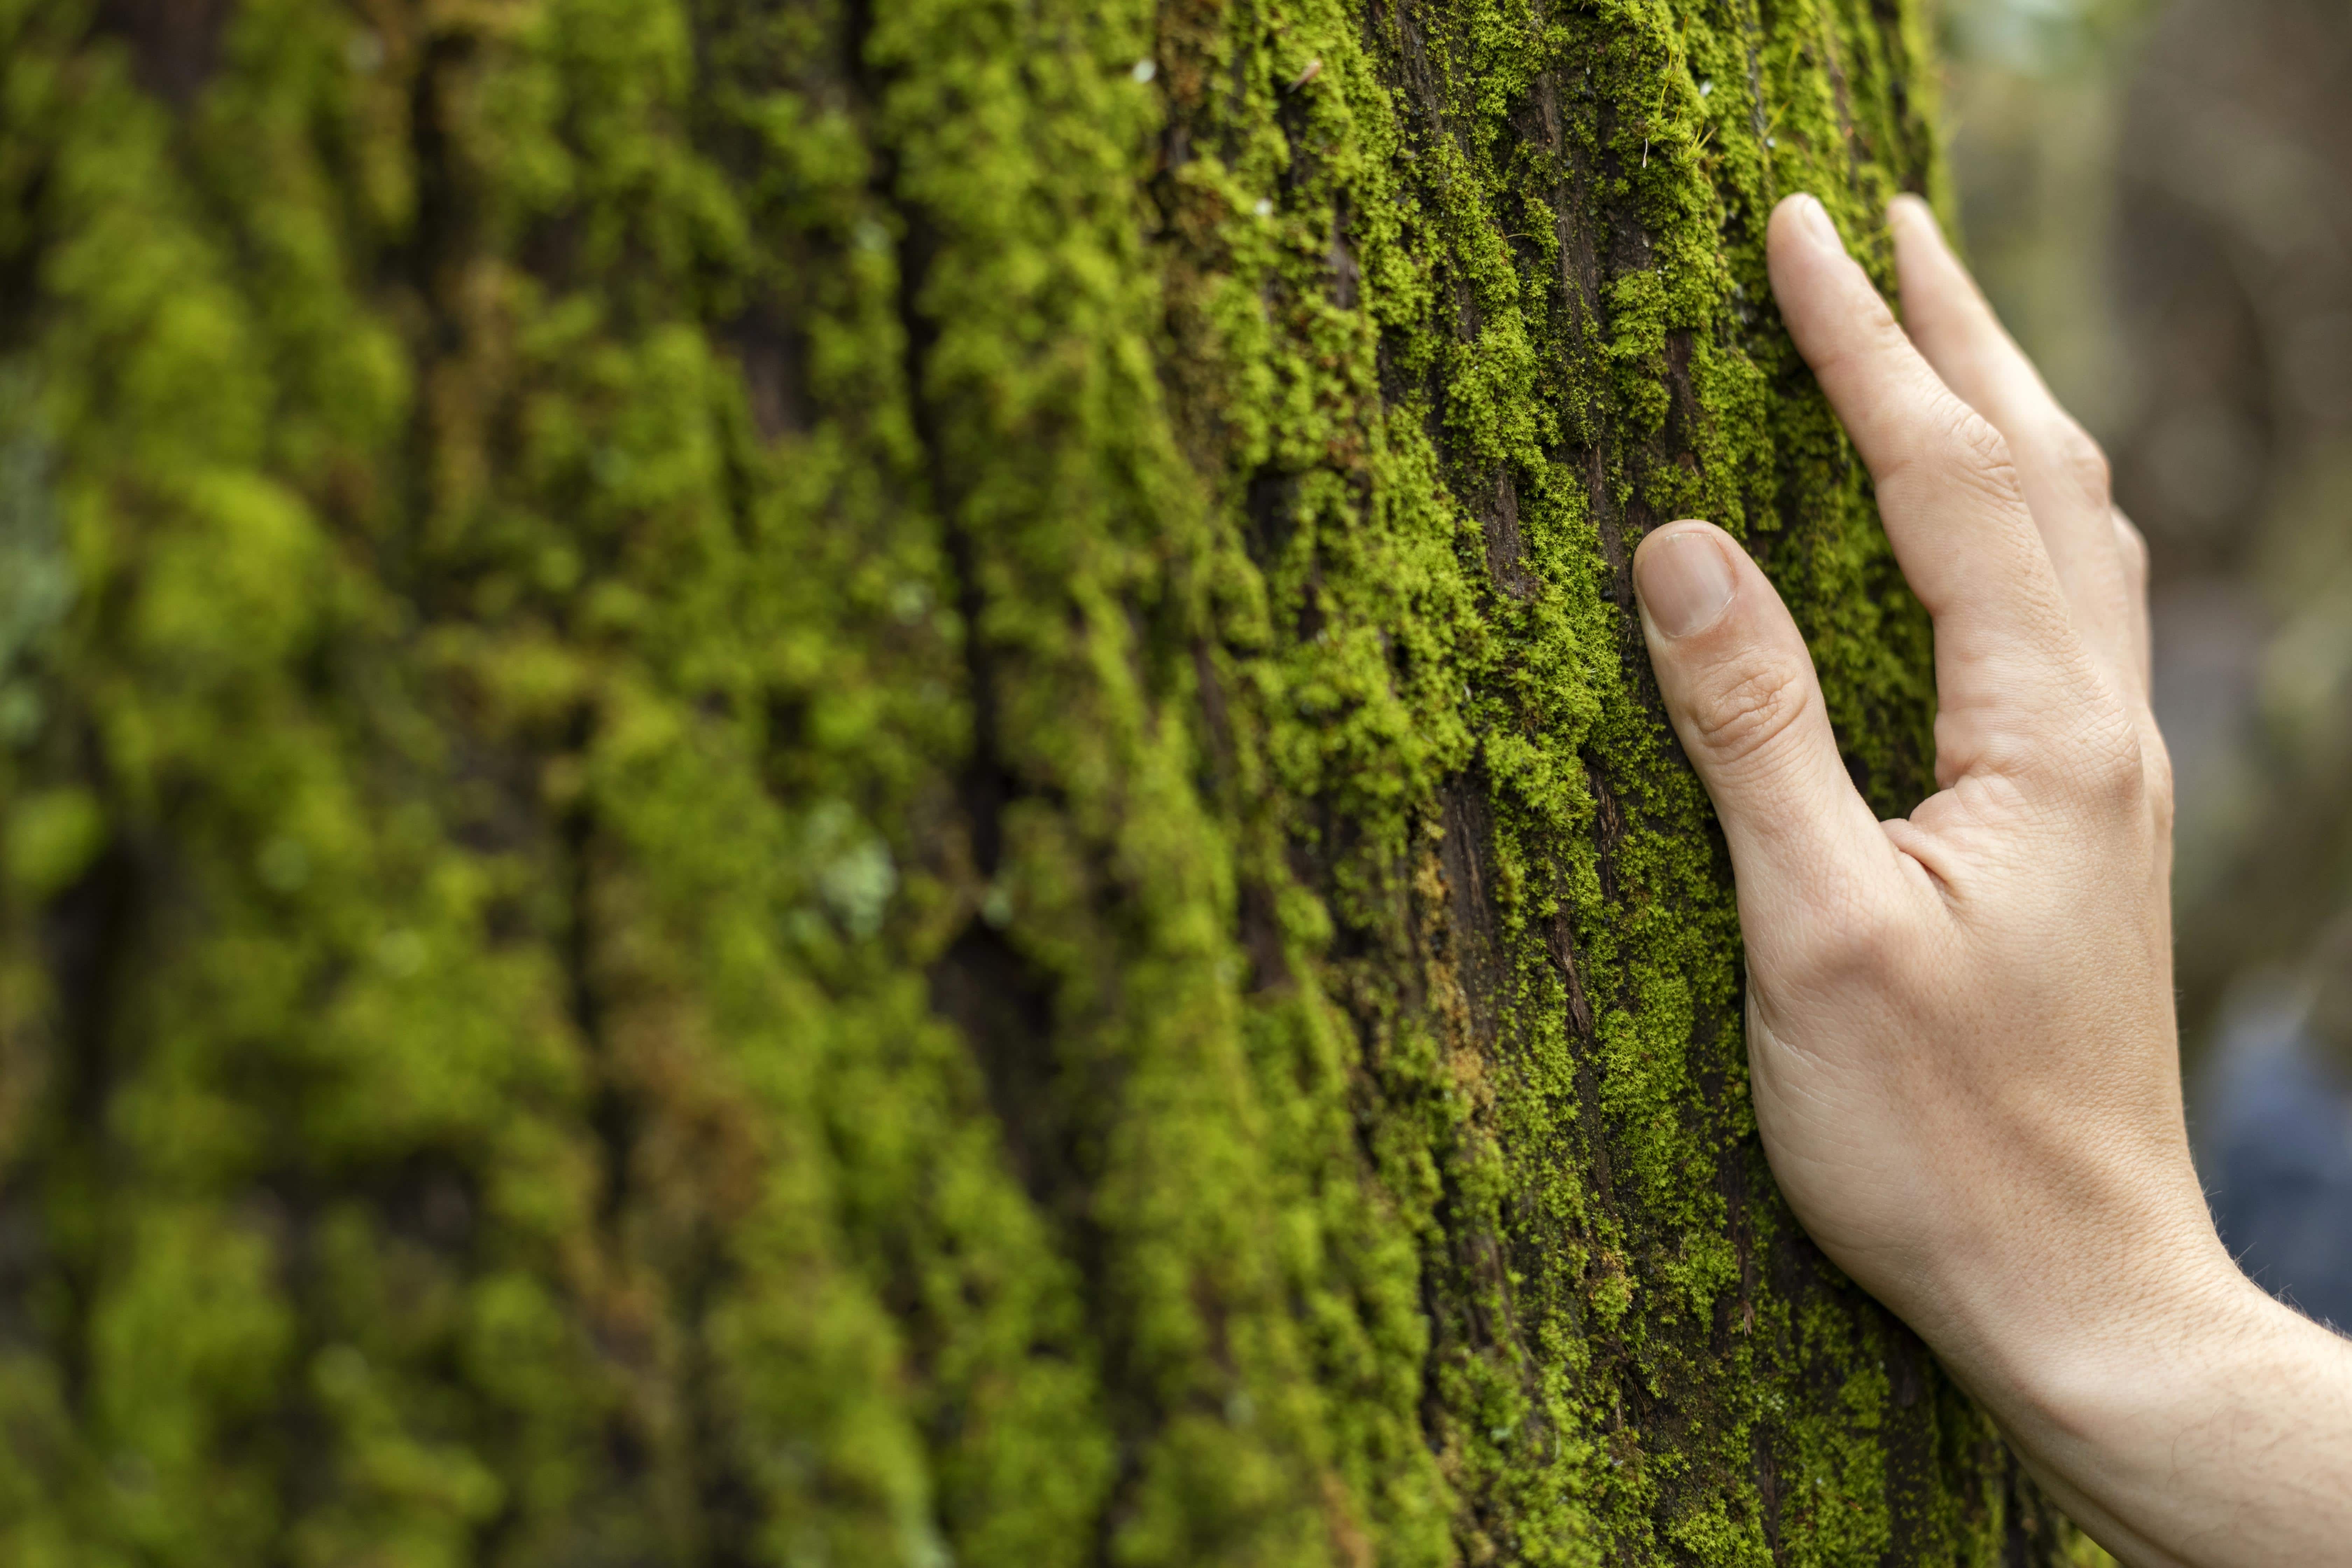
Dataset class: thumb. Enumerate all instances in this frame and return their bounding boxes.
[1634,522,1894,945]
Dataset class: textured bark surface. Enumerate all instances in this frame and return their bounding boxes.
[0,0,2096,1561]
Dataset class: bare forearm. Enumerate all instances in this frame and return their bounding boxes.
[1895,1199,2352,1568]
[1982,1267,2352,1568]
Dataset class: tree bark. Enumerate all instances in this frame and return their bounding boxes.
[0,0,2092,1561]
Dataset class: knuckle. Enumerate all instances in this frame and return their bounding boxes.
[2056,702,2176,847]
[2071,705,2148,808]
[2140,727,2177,835]
[1793,901,1910,994]
[2052,418,2113,506]
[1945,405,2026,502]
[1688,657,1812,770]
[2113,511,2150,586]
[1885,397,2028,514]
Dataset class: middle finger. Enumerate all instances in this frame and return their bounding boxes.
[1886,196,2141,700]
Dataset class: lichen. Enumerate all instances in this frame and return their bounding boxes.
[0,0,2098,1561]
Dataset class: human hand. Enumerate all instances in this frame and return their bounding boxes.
[1632,194,2352,1566]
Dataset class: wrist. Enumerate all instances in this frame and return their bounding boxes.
[1960,1243,2352,1568]
[1918,1184,2250,1442]
[1993,1238,2264,1446]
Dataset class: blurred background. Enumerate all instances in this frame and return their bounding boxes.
[1943,0,2352,1324]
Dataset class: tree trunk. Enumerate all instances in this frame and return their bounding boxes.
[0,0,2091,1561]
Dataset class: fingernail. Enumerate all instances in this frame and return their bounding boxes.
[1636,527,1736,639]
[1794,194,1843,254]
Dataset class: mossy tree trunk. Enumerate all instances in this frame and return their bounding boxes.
[0,0,2089,1561]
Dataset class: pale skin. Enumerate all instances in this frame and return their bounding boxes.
[1633,193,2352,1567]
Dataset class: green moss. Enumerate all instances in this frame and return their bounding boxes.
[0,0,2102,1561]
